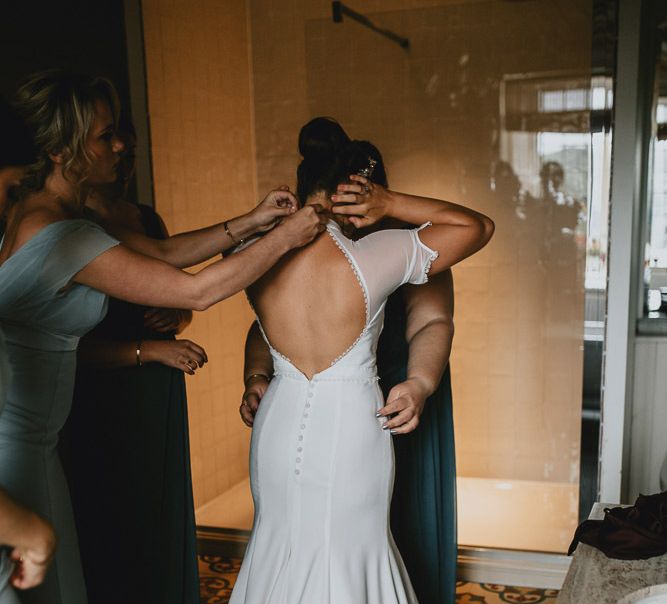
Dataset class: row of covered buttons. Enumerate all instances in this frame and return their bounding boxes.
[295,385,314,475]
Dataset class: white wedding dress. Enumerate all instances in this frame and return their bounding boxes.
[230,221,438,604]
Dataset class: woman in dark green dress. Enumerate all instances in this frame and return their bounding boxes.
[240,119,458,603]
[379,291,457,604]
[61,126,202,603]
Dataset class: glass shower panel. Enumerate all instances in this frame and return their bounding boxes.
[303,0,608,553]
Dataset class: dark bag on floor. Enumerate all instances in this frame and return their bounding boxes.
[567,491,667,560]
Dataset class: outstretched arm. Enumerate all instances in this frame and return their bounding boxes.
[377,270,455,434]
[333,176,494,273]
[104,188,299,268]
[75,205,327,311]
[239,321,274,427]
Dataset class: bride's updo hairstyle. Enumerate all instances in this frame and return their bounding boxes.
[296,117,388,204]
[13,70,120,195]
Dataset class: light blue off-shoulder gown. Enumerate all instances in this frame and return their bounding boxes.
[0,219,118,604]
[0,328,20,604]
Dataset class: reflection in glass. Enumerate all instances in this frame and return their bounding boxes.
[646,36,667,315]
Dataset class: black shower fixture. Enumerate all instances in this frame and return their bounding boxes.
[332,1,410,50]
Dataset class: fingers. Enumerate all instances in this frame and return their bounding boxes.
[10,551,49,590]
[335,183,365,194]
[305,203,329,231]
[147,317,177,332]
[185,340,208,365]
[387,416,420,435]
[376,395,409,418]
[239,391,261,427]
[180,358,197,375]
[382,407,415,430]
[349,174,369,185]
[331,201,367,215]
[144,309,179,331]
[239,403,254,427]
[270,189,298,211]
[12,560,48,590]
[376,392,421,434]
[144,308,159,320]
[176,340,208,375]
[244,392,260,413]
[349,216,371,229]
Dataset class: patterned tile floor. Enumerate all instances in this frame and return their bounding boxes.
[198,555,559,603]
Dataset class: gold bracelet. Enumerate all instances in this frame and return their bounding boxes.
[223,220,245,246]
[136,341,143,367]
[244,372,270,387]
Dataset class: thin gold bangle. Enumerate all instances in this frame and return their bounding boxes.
[244,372,270,387]
[224,220,245,246]
[136,341,143,367]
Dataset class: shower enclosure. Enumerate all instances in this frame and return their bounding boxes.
[194,0,616,574]
[293,0,613,554]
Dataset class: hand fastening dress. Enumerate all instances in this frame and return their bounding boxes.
[230,221,438,604]
[0,220,119,604]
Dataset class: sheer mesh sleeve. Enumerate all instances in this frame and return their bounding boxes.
[348,223,439,317]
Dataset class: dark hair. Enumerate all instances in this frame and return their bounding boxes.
[296,117,388,203]
[540,161,564,182]
[0,97,37,169]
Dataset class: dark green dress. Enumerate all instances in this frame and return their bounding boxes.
[378,290,457,604]
[60,206,199,604]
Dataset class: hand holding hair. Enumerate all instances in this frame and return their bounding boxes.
[331,174,392,229]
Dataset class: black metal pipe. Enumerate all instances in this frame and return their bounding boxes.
[331,1,410,50]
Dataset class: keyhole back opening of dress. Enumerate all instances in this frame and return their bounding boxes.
[248,229,368,380]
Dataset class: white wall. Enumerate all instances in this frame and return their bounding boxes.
[628,336,667,500]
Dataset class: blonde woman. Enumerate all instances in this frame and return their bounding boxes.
[0,71,325,604]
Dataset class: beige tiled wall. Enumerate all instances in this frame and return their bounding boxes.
[247,0,588,486]
[141,0,257,508]
[140,0,591,525]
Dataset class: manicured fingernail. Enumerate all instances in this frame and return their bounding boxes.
[375,411,382,418]
[390,429,398,435]
[382,424,389,430]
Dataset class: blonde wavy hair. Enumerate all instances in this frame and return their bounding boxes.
[13,70,120,197]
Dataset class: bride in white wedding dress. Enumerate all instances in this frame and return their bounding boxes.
[230,118,494,604]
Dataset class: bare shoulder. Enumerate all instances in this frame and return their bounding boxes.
[0,201,69,263]
[12,205,70,246]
